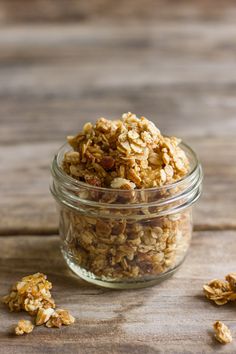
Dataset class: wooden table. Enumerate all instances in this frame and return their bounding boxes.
[1,2,236,353]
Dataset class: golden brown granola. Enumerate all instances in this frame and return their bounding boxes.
[45,309,75,328]
[15,319,34,336]
[36,307,55,325]
[213,321,233,344]
[203,273,236,305]
[2,272,55,314]
[2,273,75,335]
[63,112,189,189]
[61,209,192,279]
[58,113,194,281]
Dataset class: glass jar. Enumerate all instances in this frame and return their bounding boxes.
[50,142,202,289]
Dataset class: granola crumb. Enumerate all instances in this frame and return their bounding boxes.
[45,309,75,328]
[213,321,232,344]
[203,273,236,305]
[36,307,55,326]
[15,319,34,336]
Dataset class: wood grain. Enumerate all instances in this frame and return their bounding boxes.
[1,137,236,234]
[1,231,236,354]
[0,0,235,24]
[0,3,236,353]
[0,23,236,143]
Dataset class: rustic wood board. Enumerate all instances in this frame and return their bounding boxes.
[0,0,235,24]
[1,231,236,354]
[1,137,236,234]
[0,3,236,352]
[1,23,236,143]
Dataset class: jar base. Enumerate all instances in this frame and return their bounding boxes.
[62,249,184,289]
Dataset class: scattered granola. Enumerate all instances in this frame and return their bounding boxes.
[15,319,34,336]
[2,272,55,314]
[203,273,236,305]
[63,112,189,189]
[2,273,75,335]
[213,321,233,344]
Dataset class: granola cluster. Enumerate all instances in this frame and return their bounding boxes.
[213,321,233,344]
[203,273,236,305]
[2,273,75,335]
[63,112,189,189]
[15,320,34,335]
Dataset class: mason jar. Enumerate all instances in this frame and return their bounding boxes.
[50,141,202,289]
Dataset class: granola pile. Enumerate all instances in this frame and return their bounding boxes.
[213,321,233,344]
[2,273,75,335]
[58,113,192,281]
[63,112,189,189]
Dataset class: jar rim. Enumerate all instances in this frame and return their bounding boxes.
[51,140,200,194]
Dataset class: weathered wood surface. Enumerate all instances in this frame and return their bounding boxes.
[1,24,236,144]
[1,137,236,234]
[1,2,236,352]
[1,231,236,354]
[1,23,236,233]
[0,0,235,24]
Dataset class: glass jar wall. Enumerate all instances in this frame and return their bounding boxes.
[51,142,202,289]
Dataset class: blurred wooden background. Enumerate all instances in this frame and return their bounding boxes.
[0,1,236,353]
[1,0,235,23]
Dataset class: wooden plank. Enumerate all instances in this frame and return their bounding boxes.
[1,137,236,234]
[0,231,236,353]
[0,0,235,24]
[0,23,236,142]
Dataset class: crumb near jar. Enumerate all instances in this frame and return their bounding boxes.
[213,321,233,344]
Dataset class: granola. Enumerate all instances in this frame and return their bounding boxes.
[2,273,75,335]
[213,321,233,344]
[45,309,75,328]
[203,273,236,305]
[63,112,189,189]
[57,113,194,282]
[15,319,34,335]
[2,273,55,314]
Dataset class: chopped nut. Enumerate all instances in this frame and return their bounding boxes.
[213,321,232,344]
[36,307,55,325]
[15,320,34,335]
[100,156,115,170]
[110,177,136,190]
